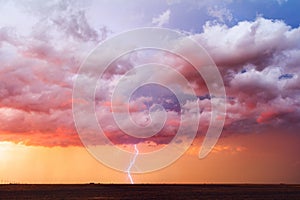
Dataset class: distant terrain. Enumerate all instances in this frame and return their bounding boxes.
[0,184,300,199]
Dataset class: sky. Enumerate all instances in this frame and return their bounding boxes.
[0,0,300,184]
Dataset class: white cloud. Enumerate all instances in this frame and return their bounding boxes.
[207,6,233,23]
[193,17,300,67]
[277,0,288,5]
[152,9,171,27]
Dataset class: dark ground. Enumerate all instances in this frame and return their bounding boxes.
[0,184,300,200]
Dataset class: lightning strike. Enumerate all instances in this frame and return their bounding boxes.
[127,144,139,184]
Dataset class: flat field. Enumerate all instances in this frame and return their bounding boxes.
[0,184,300,199]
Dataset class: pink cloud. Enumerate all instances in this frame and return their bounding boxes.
[1,11,300,148]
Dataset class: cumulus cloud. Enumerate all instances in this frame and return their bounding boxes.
[193,17,300,134]
[152,9,171,27]
[207,6,233,23]
[194,17,300,68]
[0,0,299,148]
[0,0,100,146]
[277,0,288,5]
[12,0,101,43]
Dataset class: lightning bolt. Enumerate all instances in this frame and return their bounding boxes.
[127,144,139,184]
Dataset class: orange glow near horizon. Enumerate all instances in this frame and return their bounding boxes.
[1,131,299,184]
